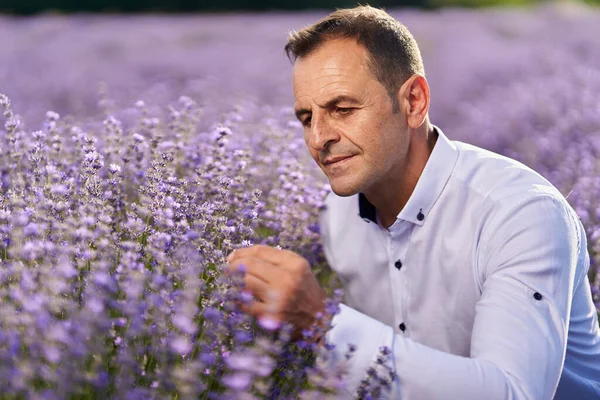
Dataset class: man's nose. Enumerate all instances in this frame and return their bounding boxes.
[306,114,340,152]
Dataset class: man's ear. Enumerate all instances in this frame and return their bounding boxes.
[398,74,430,129]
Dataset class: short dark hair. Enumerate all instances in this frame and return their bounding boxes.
[284,5,425,111]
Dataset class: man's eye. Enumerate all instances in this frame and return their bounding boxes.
[336,107,353,115]
[302,117,312,127]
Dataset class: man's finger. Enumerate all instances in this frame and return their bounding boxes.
[228,245,297,268]
[240,299,265,316]
[243,273,277,305]
[227,255,281,284]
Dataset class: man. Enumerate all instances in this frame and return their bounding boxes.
[227,6,600,399]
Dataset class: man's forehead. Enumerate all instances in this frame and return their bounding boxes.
[293,39,368,76]
[292,45,370,105]
[293,76,354,110]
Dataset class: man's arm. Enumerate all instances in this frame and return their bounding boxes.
[323,195,585,399]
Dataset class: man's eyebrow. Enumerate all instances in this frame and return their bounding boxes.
[294,107,311,122]
[294,95,360,121]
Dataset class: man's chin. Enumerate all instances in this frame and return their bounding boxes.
[327,180,361,197]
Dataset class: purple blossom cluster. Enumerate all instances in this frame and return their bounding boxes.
[0,3,599,397]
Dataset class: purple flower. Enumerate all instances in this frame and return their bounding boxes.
[108,163,122,174]
[172,314,197,335]
[222,371,253,391]
[258,315,280,331]
[170,336,193,355]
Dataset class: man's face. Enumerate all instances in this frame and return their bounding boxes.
[293,38,410,197]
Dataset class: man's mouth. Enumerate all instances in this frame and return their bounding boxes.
[323,155,354,165]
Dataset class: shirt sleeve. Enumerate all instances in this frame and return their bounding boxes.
[322,195,583,400]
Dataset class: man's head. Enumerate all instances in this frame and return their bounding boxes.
[285,6,425,112]
[286,6,432,198]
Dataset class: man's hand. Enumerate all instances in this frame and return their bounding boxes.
[227,245,327,341]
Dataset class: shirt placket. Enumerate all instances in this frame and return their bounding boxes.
[388,221,412,337]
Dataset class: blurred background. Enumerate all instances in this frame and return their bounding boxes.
[0,0,598,14]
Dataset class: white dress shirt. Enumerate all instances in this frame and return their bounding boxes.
[320,126,600,399]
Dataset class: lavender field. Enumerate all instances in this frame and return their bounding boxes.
[1,3,600,398]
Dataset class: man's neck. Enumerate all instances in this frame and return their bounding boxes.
[365,125,438,229]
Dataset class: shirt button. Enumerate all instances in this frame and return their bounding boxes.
[533,292,543,301]
[399,322,406,332]
[417,209,424,221]
[394,260,402,270]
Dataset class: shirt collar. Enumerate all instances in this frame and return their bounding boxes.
[358,125,459,227]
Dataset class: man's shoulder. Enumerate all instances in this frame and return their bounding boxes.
[451,140,565,205]
[450,141,581,246]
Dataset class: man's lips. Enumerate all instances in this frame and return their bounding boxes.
[322,155,354,165]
